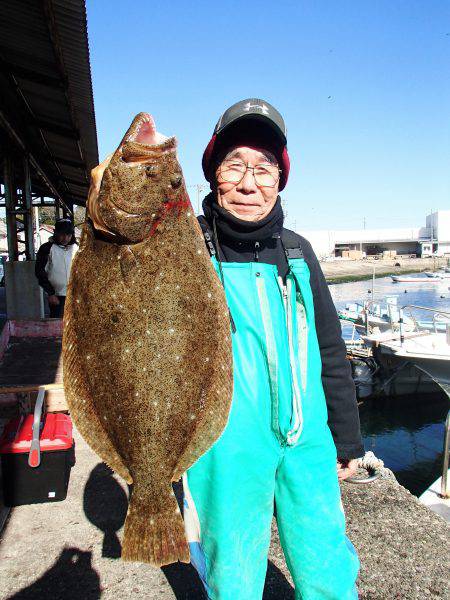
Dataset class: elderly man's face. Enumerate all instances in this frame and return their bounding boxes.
[215,146,280,222]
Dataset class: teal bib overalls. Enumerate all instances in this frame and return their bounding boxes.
[183,257,359,600]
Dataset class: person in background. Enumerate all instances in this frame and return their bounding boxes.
[35,218,78,318]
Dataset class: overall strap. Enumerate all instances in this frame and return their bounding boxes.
[280,229,304,260]
[198,216,216,257]
[197,216,236,333]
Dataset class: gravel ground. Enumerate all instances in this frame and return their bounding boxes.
[0,428,448,600]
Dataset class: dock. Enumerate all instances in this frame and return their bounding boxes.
[321,257,447,284]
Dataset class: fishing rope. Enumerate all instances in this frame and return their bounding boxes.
[357,451,395,480]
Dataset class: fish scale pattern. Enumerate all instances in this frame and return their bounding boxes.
[63,114,233,566]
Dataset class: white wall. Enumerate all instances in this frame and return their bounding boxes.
[299,210,449,258]
[299,230,336,258]
[333,227,422,244]
[437,211,450,243]
[426,210,450,242]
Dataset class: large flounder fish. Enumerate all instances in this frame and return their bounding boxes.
[63,113,233,566]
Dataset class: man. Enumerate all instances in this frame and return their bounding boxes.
[35,218,78,318]
[181,99,363,600]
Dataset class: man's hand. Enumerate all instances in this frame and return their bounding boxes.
[87,152,113,215]
[337,458,358,481]
[48,295,60,306]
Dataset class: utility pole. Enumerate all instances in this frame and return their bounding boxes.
[187,184,206,214]
[360,217,364,254]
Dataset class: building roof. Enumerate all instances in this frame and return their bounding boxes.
[0,0,98,207]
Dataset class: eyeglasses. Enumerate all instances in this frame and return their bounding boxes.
[217,159,281,188]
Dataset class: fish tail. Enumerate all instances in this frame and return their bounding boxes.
[121,487,190,566]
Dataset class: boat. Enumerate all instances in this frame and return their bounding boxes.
[391,275,442,283]
[360,306,450,397]
[419,472,450,523]
[416,313,450,334]
[340,299,450,335]
[424,271,450,279]
[419,411,450,523]
[357,305,450,396]
[339,301,392,332]
[362,330,450,386]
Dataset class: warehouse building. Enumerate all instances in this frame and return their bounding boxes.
[300,210,450,260]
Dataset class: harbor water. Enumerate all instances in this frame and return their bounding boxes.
[329,273,450,497]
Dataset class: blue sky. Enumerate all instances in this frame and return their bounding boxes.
[86,1,449,231]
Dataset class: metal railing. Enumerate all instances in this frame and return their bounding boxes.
[398,305,450,345]
[362,299,384,335]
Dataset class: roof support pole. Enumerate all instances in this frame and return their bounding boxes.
[22,156,35,260]
[62,199,74,220]
[3,154,19,261]
[55,197,61,220]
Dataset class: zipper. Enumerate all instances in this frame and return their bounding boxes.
[254,241,260,262]
[256,273,283,444]
[277,275,303,445]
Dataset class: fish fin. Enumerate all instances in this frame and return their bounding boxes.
[119,245,138,280]
[121,487,189,566]
[63,357,133,484]
[172,377,233,481]
[63,260,133,485]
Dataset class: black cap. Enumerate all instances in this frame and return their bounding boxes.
[213,98,287,145]
[203,98,290,190]
[54,218,74,235]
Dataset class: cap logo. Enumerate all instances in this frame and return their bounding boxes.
[243,102,269,115]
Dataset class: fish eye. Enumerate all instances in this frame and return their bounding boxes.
[145,165,159,177]
[170,173,182,188]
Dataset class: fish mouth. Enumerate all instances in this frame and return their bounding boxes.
[120,112,176,163]
[128,113,157,145]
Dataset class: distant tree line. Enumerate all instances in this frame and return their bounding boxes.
[38,205,86,227]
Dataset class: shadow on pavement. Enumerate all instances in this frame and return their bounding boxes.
[80,464,294,599]
[6,547,101,600]
[83,463,128,559]
[161,559,295,600]
[263,561,295,599]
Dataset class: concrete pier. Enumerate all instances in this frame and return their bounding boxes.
[320,256,448,284]
[0,429,448,599]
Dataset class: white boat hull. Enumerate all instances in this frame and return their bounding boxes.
[419,472,450,523]
[391,275,441,283]
[377,347,450,387]
[362,331,450,396]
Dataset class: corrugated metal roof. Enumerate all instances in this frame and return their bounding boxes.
[0,0,98,206]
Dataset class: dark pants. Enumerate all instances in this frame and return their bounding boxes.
[49,295,66,318]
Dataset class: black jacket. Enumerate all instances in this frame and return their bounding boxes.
[198,216,364,460]
[35,235,77,296]
[35,240,56,295]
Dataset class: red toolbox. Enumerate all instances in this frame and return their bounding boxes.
[0,388,75,506]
